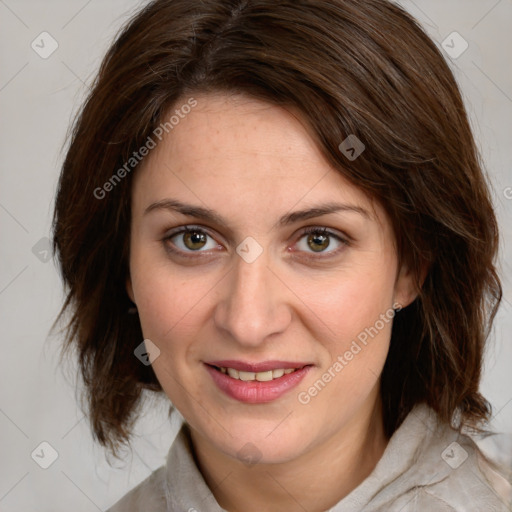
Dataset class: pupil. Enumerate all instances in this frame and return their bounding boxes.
[185,231,206,250]
[308,233,329,252]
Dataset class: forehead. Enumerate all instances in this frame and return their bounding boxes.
[144,93,329,176]
[132,92,382,226]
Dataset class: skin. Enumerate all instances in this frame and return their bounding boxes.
[126,92,419,512]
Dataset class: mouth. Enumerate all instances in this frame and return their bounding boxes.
[206,364,307,382]
[204,360,313,403]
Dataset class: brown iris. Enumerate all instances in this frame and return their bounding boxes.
[307,232,330,252]
[183,230,207,250]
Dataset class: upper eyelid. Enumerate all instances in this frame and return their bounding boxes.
[163,225,222,244]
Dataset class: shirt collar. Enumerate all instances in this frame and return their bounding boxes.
[165,421,227,511]
[164,403,452,511]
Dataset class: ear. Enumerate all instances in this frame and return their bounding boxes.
[393,260,429,309]
[126,275,135,303]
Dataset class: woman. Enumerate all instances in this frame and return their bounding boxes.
[52,0,512,510]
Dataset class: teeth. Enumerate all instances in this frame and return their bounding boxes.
[255,370,273,382]
[227,368,239,379]
[218,366,299,381]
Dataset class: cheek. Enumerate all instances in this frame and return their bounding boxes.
[293,262,396,394]
[130,260,220,413]
[130,247,210,346]
[136,278,207,343]
[294,263,397,344]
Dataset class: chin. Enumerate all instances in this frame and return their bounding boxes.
[210,419,311,465]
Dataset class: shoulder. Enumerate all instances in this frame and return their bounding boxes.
[389,482,510,512]
[392,409,511,511]
[421,433,512,511]
[105,422,218,512]
[106,465,167,512]
[364,405,512,512]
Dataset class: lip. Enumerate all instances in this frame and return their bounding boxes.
[204,362,312,404]
[205,360,310,372]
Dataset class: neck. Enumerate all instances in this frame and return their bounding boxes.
[188,392,388,512]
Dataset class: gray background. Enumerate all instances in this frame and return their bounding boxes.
[0,0,511,510]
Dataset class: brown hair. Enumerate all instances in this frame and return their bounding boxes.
[52,0,502,459]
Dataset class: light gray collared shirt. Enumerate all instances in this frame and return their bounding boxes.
[107,404,512,511]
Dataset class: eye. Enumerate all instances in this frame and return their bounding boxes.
[295,227,348,256]
[162,225,350,259]
[163,226,220,254]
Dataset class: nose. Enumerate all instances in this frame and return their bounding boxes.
[213,248,292,347]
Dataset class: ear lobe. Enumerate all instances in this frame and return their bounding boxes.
[126,276,135,303]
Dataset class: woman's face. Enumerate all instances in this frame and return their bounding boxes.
[127,93,416,464]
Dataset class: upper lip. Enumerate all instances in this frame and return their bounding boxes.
[205,360,312,372]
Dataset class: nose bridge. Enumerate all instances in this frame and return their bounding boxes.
[214,249,290,346]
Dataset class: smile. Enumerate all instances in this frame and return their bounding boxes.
[214,366,298,381]
[204,362,312,403]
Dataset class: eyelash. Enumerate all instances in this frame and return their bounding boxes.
[161,225,350,260]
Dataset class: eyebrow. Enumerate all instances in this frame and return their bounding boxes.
[144,199,371,228]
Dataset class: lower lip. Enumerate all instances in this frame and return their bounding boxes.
[205,364,311,404]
